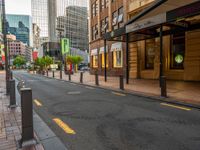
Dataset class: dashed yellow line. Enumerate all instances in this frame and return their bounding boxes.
[160,103,191,111]
[34,99,42,106]
[112,92,126,97]
[53,118,76,135]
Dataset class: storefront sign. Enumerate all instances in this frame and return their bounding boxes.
[99,46,108,54]
[111,42,122,52]
[91,49,98,56]
[126,13,166,33]
[61,38,70,55]
[50,64,58,69]
[167,1,200,22]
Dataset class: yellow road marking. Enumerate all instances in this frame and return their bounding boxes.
[34,99,42,106]
[112,92,126,97]
[160,103,191,111]
[53,118,76,135]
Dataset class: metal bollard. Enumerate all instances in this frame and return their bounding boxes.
[20,88,36,146]
[60,70,62,79]
[10,71,13,80]
[95,73,99,86]
[161,76,167,97]
[53,71,55,78]
[119,75,124,90]
[47,70,49,77]
[9,80,17,108]
[69,73,71,81]
[80,72,83,83]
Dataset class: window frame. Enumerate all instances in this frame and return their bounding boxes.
[92,55,98,68]
[113,50,123,68]
[170,32,185,70]
[101,53,108,68]
[145,38,156,70]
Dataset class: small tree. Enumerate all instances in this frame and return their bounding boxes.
[44,56,53,70]
[66,55,83,72]
[13,56,26,68]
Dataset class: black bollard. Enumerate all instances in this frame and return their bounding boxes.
[9,80,16,108]
[80,72,83,83]
[60,70,62,79]
[95,73,99,86]
[161,76,167,97]
[119,75,124,90]
[10,71,13,80]
[69,72,71,81]
[20,88,36,146]
[53,71,55,78]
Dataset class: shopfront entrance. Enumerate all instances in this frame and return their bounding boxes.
[126,0,200,81]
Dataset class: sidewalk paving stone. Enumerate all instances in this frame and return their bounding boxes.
[0,71,44,150]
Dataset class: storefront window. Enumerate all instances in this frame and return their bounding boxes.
[113,51,122,68]
[145,39,155,69]
[170,33,185,69]
[93,55,98,68]
[102,53,108,68]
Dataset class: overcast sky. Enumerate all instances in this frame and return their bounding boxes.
[5,0,31,15]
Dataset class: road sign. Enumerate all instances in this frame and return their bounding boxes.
[50,64,58,69]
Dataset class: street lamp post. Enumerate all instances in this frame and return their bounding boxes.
[56,28,64,80]
[2,0,9,94]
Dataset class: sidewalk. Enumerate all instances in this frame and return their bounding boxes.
[45,70,200,106]
[0,71,44,150]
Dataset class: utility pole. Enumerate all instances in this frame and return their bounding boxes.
[2,0,9,94]
[56,28,64,79]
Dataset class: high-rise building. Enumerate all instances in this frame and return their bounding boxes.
[48,0,57,42]
[57,6,88,51]
[32,23,40,49]
[6,14,32,46]
[31,0,48,38]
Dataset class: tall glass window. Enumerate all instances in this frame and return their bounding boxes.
[145,39,155,69]
[170,33,185,69]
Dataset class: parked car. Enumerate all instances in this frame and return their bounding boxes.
[80,66,90,71]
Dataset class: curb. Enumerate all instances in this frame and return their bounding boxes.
[14,74,68,150]
[33,73,200,110]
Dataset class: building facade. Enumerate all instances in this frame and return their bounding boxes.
[25,46,33,62]
[31,0,48,38]
[8,40,26,59]
[6,14,32,46]
[89,0,127,76]
[32,23,40,49]
[89,0,200,81]
[57,6,88,51]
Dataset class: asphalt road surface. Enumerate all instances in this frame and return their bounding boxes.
[14,70,200,150]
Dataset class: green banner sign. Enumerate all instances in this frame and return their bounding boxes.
[61,38,70,55]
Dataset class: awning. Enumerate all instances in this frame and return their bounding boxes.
[111,42,122,52]
[90,49,98,56]
[99,46,108,54]
[126,13,166,33]
[126,0,200,33]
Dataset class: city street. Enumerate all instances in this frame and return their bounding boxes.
[14,70,200,150]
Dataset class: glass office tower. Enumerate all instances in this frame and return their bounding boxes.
[31,0,48,38]
[6,14,32,46]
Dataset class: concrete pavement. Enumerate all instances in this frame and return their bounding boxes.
[15,70,200,150]
[43,71,200,106]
